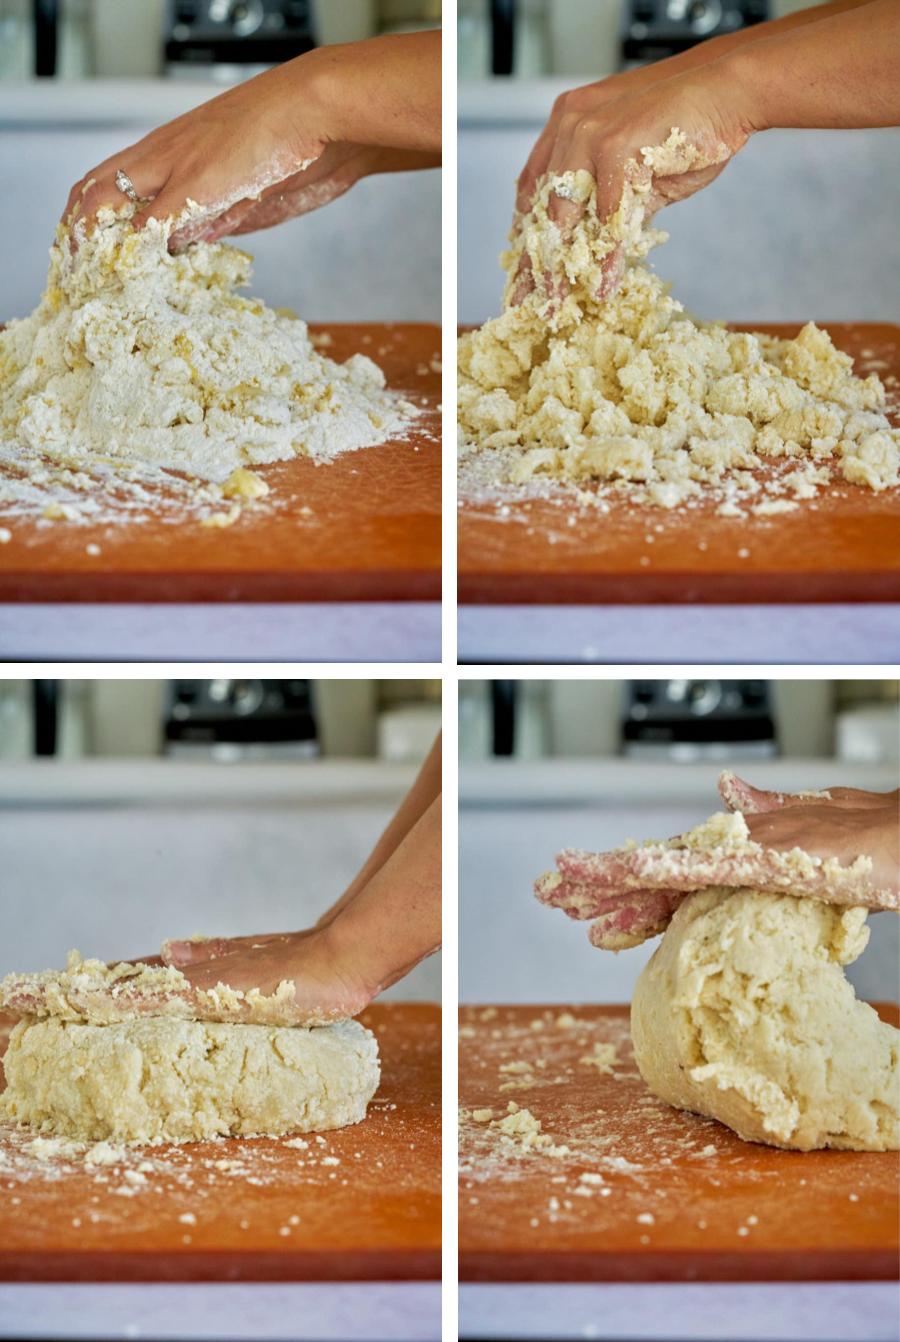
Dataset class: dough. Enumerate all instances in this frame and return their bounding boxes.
[0,202,413,524]
[631,889,900,1151]
[458,130,900,511]
[1,1014,380,1145]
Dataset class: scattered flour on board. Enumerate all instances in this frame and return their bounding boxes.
[0,201,416,531]
[458,129,900,517]
[457,1007,891,1237]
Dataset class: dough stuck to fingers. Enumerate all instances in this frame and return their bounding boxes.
[535,800,895,950]
[0,948,344,1028]
[631,888,899,1152]
[0,950,381,1145]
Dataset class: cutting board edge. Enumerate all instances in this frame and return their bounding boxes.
[0,569,442,603]
[458,1245,900,1284]
[457,571,900,605]
[0,1246,441,1284]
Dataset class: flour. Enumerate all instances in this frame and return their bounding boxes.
[459,130,900,513]
[0,202,414,526]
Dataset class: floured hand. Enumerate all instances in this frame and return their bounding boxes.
[161,926,374,1023]
[62,31,441,251]
[510,65,749,307]
[534,772,899,951]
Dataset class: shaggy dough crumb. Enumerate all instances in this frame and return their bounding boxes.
[631,889,899,1151]
[458,131,899,510]
[0,204,414,523]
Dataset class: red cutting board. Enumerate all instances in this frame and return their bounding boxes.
[0,324,440,603]
[458,323,900,604]
[0,1003,440,1282]
[459,1004,900,1282]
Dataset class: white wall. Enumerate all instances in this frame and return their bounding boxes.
[0,781,441,1002]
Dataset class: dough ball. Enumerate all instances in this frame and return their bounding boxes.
[1,1015,379,1145]
[631,889,899,1151]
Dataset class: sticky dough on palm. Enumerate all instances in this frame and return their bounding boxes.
[631,888,899,1151]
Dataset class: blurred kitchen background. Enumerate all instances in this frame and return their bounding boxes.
[459,677,899,1004]
[459,0,900,323]
[0,676,442,996]
[0,0,441,321]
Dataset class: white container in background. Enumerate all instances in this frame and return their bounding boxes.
[0,680,30,759]
[312,0,376,45]
[836,705,900,766]
[91,0,166,77]
[377,704,441,763]
[546,0,621,78]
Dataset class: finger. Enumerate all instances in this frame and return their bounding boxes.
[719,771,893,814]
[507,252,535,307]
[545,182,585,242]
[171,197,255,249]
[587,890,685,950]
[131,183,202,235]
[70,164,161,233]
[63,174,97,226]
[161,932,294,967]
[0,983,45,1016]
[162,936,233,967]
[596,247,625,300]
[551,843,891,911]
[536,867,682,916]
[515,126,556,219]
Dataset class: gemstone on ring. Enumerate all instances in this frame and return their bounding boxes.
[115,169,139,202]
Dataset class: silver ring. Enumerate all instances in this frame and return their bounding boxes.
[115,169,140,203]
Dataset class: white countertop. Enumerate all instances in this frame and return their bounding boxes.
[460,1282,899,1341]
[459,76,578,125]
[0,757,417,807]
[458,604,900,665]
[459,757,899,807]
[0,78,230,127]
[0,1282,439,1342]
[0,603,441,663]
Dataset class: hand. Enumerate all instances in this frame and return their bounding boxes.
[161,925,376,1023]
[535,772,899,951]
[64,55,327,248]
[510,62,750,306]
[207,145,439,243]
[725,774,900,900]
[62,31,441,250]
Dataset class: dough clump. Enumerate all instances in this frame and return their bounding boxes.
[631,888,899,1151]
[1,1014,380,1145]
[458,130,899,512]
[0,203,413,523]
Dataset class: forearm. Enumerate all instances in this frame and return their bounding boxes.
[632,0,877,83]
[319,734,442,923]
[328,796,442,995]
[301,31,441,154]
[724,0,900,131]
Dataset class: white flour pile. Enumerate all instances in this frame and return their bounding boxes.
[458,130,900,517]
[0,203,414,527]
